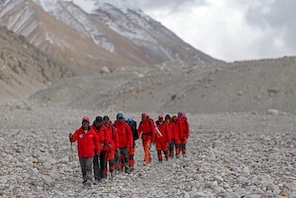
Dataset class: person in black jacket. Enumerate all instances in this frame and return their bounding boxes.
[126,118,138,171]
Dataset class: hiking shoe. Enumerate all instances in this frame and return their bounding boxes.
[83,181,91,189]
[93,179,101,185]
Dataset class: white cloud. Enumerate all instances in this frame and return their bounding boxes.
[138,0,296,62]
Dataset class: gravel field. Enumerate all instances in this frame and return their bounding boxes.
[0,101,295,197]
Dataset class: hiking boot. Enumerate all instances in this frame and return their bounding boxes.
[176,154,180,159]
[100,178,106,183]
[83,181,91,189]
[130,166,134,172]
[158,158,162,163]
[111,171,115,178]
[165,156,168,161]
[93,179,101,185]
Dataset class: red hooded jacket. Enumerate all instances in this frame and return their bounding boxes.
[138,117,156,142]
[182,117,190,139]
[155,121,171,143]
[172,118,184,142]
[71,127,100,158]
[91,124,111,151]
[114,120,133,148]
[106,122,119,151]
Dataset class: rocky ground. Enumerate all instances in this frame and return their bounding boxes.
[0,100,295,197]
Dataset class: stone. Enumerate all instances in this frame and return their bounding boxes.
[43,162,52,170]
[214,175,224,182]
[279,189,289,196]
[267,109,279,115]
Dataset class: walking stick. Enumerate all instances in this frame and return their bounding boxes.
[69,133,75,161]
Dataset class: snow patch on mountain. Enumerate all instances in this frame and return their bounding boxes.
[72,0,139,14]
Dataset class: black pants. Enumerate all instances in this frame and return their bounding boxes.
[168,140,175,157]
[93,151,107,180]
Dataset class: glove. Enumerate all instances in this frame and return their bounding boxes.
[69,133,73,142]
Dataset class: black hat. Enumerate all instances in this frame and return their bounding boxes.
[95,116,103,123]
[103,115,110,121]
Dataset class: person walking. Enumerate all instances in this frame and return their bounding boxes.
[138,113,156,165]
[126,118,138,171]
[165,114,174,159]
[155,115,171,163]
[69,116,100,188]
[113,113,133,174]
[178,112,190,157]
[91,116,110,183]
[171,115,184,158]
[103,115,118,178]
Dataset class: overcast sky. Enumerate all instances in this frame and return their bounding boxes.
[133,0,295,62]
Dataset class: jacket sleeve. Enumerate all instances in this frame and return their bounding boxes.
[166,124,172,142]
[185,120,190,139]
[104,128,111,145]
[179,122,184,140]
[113,127,119,149]
[93,131,101,154]
[71,129,80,142]
[126,124,133,147]
[151,120,156,143]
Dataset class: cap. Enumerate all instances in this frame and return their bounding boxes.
[117,113,124,119]
[158,115,164,120]
[178,112,183,118]
[82,116,90,124]
[95,116,103,123]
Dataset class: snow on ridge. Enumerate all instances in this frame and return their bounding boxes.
[73,0,139,14]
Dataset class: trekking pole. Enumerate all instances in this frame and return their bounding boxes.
[71,141,73,157]
[69,133,74,161]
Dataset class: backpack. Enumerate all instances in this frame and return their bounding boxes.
[126,119,138,141]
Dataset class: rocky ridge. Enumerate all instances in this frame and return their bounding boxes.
[0,25,72,101]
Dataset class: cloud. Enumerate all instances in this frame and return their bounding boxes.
[136,0,206,10]
[245,0,296,58]
[138,0,296,62]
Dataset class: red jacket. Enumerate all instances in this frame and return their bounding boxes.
[166,121,173,142]
[71,127,100,158]
[182,117,190,139]
[106,122,119,151]
[172,118,184,142]
[114,121,133,148]
[155,121,170,143]
[138,117,156,142]
[91,124,111,151]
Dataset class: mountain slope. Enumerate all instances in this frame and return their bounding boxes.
[0,25,72,101]
[0,0,223,75]
[30,57,296,114]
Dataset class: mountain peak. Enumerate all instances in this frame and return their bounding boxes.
[0,0,223,75]
[33,0,139,14]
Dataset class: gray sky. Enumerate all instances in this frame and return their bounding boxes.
[133,0,295,62]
